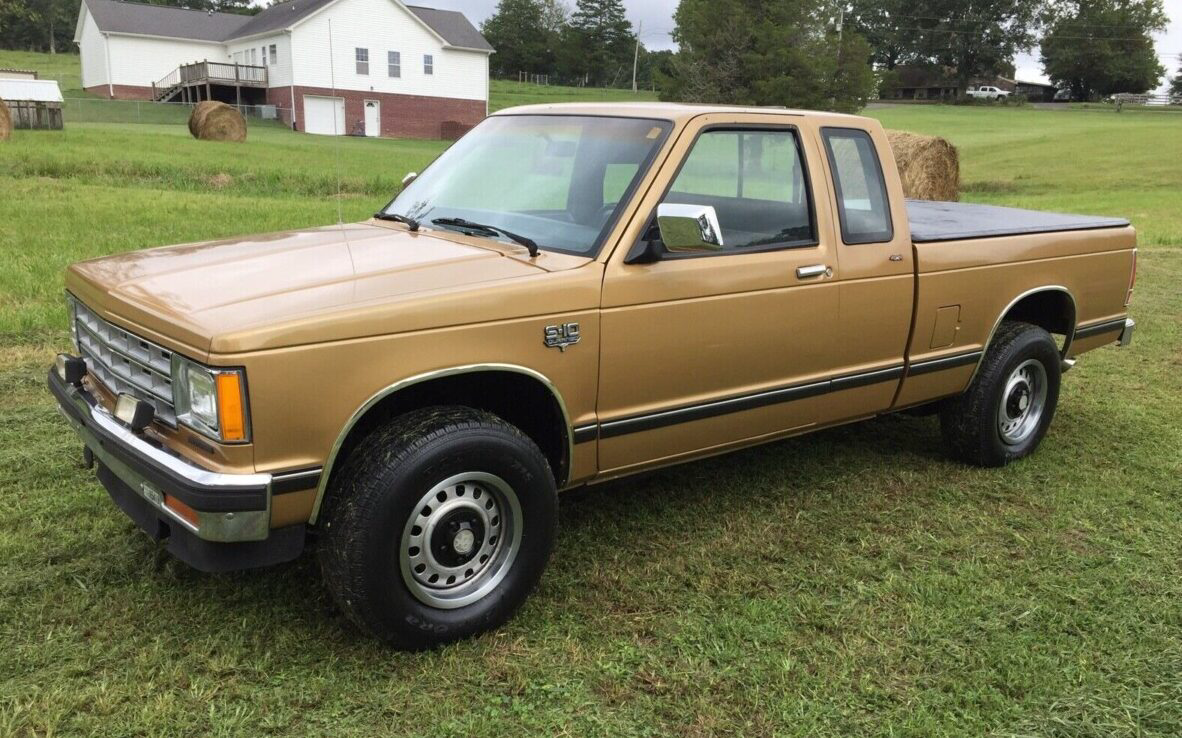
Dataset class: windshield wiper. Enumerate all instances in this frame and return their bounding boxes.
[374,211,420,231]
[431,218,539,258]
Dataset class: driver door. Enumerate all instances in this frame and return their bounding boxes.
[595,114,841,475]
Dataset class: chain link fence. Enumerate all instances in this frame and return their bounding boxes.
[59,97,294,128]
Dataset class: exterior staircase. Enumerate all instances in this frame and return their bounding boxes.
[151,61,268,104]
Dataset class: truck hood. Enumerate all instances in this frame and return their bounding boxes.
[67,222,595,355]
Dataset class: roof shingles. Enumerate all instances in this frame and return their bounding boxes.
[83,0,492,50]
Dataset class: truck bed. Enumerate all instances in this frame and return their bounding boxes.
[907,201,1129,243]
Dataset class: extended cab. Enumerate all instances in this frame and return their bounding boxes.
[49,104,1137,647]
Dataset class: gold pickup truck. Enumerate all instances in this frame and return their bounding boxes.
[49,104,1136,648]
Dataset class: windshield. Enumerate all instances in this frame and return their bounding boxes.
[383,115,672,256]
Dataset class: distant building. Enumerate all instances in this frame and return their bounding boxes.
[73,0,494,139]
[0,68,39,80]
[882,65,1019,101]
[0,78,64,129]
[1014,80,1059,102]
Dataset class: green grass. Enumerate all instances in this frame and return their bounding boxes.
[2,103,1181,736]
[0,50,657,111]
[0,50,84,93]
[489,78,659,112]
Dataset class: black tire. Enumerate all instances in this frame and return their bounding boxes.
[939,321,1062,467]
[317,406,558,649]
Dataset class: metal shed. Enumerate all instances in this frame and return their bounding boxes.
[0,79,65,130]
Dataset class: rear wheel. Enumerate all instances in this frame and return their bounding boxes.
[318,407,558,649]
[940,321,1061,467]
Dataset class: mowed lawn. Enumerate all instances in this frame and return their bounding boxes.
[1,100,1181,737]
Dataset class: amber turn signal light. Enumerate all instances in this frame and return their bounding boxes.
[215,372,247,442]
[164,494,200,528]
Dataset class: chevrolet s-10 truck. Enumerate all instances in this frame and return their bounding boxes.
[49,104,1137,648]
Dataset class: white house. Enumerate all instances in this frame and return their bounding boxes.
[73,0,494,139]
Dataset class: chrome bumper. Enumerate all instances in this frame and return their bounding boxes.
[50,368,274,543]
[1119,318,1135,347]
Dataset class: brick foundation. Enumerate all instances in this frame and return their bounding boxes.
[267,85,485,140]
[85,84,155,100]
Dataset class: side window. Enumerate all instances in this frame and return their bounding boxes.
[663,128,815,251]
[355,47,369,75]
[822,128,893,244]
[424,54,434,75]
[388,51,401,78]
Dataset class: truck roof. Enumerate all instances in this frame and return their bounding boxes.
[492,102,867,123]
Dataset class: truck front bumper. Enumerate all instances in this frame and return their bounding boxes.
[1119,318,1135,346]
[48,367,306,572]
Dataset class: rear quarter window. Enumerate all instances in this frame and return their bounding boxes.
[822,128,894,245]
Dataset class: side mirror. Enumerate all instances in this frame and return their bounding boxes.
[656,203,724,253]
[401,171,418,188]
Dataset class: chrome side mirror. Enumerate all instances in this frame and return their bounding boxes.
[401,171,418,188]
[656,203,724,253]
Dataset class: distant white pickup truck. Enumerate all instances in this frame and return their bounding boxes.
[967,86,1011,101]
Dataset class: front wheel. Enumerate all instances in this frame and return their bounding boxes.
[940,321,1062,467]
[318,407,558,648]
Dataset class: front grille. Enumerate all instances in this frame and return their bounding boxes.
[73,299,177,426]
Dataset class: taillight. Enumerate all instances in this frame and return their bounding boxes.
[1125,249,1137,306]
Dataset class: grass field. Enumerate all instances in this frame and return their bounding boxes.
[2,76,1181,736]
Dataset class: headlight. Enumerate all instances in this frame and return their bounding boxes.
[172,355,250,443]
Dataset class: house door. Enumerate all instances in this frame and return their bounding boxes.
[364,100,380,137]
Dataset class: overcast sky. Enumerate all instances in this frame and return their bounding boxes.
[427,0,1182,91]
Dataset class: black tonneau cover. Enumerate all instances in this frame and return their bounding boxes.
[907,200,1129,243]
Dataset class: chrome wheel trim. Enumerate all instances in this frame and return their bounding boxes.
[399,472,523,610]
[997,359,1048,446]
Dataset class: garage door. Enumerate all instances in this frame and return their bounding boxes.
[303,95,345,136]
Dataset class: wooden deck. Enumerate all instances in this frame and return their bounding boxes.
[152,62,268,104]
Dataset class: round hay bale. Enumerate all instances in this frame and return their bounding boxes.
[189,101,247,142]
[188,100,223,138]
[0,98,11,142]
[885,130,960,201]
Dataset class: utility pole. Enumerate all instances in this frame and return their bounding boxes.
[831,4,845,109]
[632,20,642,93]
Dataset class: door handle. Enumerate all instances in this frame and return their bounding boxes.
[796,264,829,279]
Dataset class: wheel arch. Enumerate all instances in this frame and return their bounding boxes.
[309,364,573,524]
[968,285,1077,384]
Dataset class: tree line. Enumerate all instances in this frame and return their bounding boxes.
[486,0,1174,111]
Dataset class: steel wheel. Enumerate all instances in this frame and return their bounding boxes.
[997,359,1048,446]
[398,472,522,610]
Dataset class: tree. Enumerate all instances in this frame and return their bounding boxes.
[538,0,569,35]
[481,0,554,77]
[1040,0,1167,100]
[1171,57,1182,98]
[663,0,876,113]
[564,0,635,87]
[915,0,1043,90]
[847,0,923,70]
[0,0,76,54]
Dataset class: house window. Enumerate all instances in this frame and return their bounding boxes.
[249,48,257,65]
[356,47,369,75]
[424,54,433,75]
[269,44,278,65]
[261,47,267,65]
[388,51,401,78]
